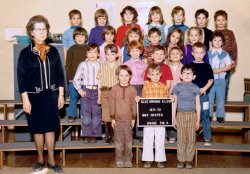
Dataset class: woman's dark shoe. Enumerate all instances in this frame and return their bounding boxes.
[47,163,63,173]
[32,162,45,172]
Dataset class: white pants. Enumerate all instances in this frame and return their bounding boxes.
[142,127,166,162]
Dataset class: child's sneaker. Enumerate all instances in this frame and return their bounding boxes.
[204,140,211,147]
[143,161,152,168]
[176,161,185,169]
[83,137,90,143]
[124,161,133,168]
[156,162,164,168]
[185,161,193,169]
[116,161,124,168]
[168,138,176,144]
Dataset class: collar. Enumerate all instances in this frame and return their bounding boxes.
[211,48,223,55]
[118,83,130,88]
[173,23,185,27]
[70,26,79,29]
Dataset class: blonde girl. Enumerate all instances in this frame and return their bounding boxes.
[143,6,168,46]
[182,26,209,64]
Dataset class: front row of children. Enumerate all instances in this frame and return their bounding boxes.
[71,29,232,168]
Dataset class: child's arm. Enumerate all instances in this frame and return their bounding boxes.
[73,63,86,97]
[63,48,68,64]
[166,80,171,93]
[172,94,177,129]
[97,81,102,104]
[110,88,116,129]
[195,95,201,130]
[65,48,73,82]
[200,79,213,95]
[213,64,232,74]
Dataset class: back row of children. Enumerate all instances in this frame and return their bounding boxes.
[63,5,236,169]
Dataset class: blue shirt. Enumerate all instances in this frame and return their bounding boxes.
[168,24,189,34]
[62,26,79,48]
[172,82,200,112]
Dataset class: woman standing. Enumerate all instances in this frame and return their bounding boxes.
[17,15,65,173]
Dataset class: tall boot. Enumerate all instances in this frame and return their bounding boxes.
[107,122,114,143]
[104,122,111,144]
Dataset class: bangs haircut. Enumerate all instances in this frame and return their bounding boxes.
[102,25,116,40]
[147,63,162,74]
[116,65,133,76]
[104,44,118,54]
[147,6,164,25]
[171,6,185,17]
[73,27,88,41]
[125,27,143,44]
[120,6,138,23]
[87,43,100,53]
[214,10,228,20]
[127,40,144,53]
[94,8,109,24]
[69,9,82,19]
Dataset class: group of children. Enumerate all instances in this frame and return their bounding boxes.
[63,5,237,169]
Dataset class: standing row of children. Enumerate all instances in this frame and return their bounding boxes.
[63,5,237,169]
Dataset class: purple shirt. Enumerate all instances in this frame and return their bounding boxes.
[124,59,147,85]
[89,26,105,46]
[182,44,209,65]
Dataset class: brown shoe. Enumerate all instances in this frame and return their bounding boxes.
[90,137,97,143]
[83,137,90,143]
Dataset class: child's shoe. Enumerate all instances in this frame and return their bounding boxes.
[83,137,90,143]
[143,161,152,168]
[124,161,133,168]
[177,161,185,169]
[116,161,124,168]
[156,162,164,168]
[204,140,211,147]
[168,138,176,144]
[185,161,193,169]
[217,117,224,123]
[90,137,97,143]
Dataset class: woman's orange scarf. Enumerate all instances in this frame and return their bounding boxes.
[33,41,50,62]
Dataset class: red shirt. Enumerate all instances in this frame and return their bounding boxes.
[144,63,173,84]
[115,23,141,48]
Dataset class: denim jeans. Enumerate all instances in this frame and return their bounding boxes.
[67,82,80,118]
[200,94,211,141]
[209,79,226,118]
[225,71,231,101]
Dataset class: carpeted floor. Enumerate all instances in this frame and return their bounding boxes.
[1,167,250,174]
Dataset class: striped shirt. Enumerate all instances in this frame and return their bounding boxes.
[73,59,100,90]
[99,42,122,63]
[97,61,120,87]
[168,62,183,93]
[142,81,168,98]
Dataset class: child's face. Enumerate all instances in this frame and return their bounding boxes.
[118,69,131,86]
[173,11,184,24]
[148,32,161,45]
[151,12,161,23]
[189,29,200,45]
[180,69,196,82]
[196,13,208,28]
[192,47,206,62]
[71,14,81,26]
[169,49,182,63]
[105,49,117,63]
[147,70,162,84]
[74,34,86,45]
[123,10,134,24]
[215,15,227,30]
[212,36,223,49]
[128,33,140,42]
[129,48,141,60]
[153,50,165,64]
[87,48,99,62]
[104,33,114,44]
[97,16,107,26]
[170,31,181,45]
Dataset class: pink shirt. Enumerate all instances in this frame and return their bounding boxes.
[99,42,122,63]
[168,62,183,93]
[124,59,147,85]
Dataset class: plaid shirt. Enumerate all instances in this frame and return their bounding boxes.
[142,81,168,98]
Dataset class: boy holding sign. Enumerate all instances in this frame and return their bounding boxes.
[137,63,168,168]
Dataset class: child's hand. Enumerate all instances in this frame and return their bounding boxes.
[58,95,65,109]
[200,88,206,95]
[78,89,87,98]
[135,96,140,103]
[131,120,135,128]
[173,118,177,129]
[195,120,200,130]
[213,69,220,74]
[111,119,116,129]
[144,80,150,85]
[97,98,101,105]
[169,95,175,103]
